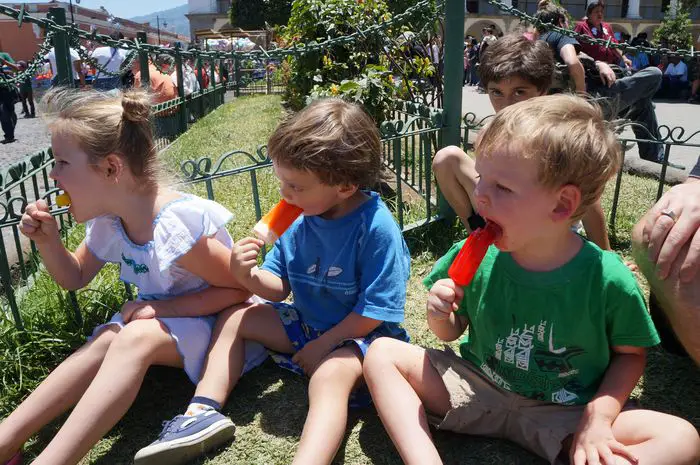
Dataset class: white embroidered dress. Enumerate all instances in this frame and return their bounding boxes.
[86,194,267,382]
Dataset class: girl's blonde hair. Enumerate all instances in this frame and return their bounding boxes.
[475,94,622,222]
[43,88,160,190]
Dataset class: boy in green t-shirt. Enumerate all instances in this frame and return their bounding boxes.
[363,95,700,465]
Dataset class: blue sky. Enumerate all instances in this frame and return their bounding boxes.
[25,0,186,19]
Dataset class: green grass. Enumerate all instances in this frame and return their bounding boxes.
[2,94,698,465]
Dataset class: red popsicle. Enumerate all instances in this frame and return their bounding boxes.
[253,199,304,244]
[448,222,502,286]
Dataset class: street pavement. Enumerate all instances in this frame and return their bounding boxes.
[461,86,700,183]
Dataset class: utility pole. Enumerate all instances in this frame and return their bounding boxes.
[157,15,161,44]
[68,0,80,24]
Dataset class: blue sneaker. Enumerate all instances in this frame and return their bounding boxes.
[133,410,235,465]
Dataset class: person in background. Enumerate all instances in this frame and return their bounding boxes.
[133,55,176,104]
[1,57,35,120]
[17,61,34,119]
[574,1,631,68]
[688,55,700,103]
[659,56,689,100]
[44,46,84,87]
[90,32,128,91]
[0,51,18,143]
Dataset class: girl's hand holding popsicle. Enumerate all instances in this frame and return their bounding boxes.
[19,200,60,244]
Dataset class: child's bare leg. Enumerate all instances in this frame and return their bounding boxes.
[32,320,183,465]
[0,327,118,462]
[432,146,479,229]
[363,338,451,465]
[582,199,611,251]
[292,346,363,465]
[592,409,700,465]
[194,302,295,404]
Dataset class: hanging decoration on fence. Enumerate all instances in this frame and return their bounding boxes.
[484,0,698,59]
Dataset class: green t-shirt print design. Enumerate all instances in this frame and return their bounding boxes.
[424,239,659,406]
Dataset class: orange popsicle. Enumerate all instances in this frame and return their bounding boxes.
[56,192,71,207]
[253,199,303,244]
[448,222,501,287]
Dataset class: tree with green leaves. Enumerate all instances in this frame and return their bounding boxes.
[653,5,693,51]
[229,0,292,29]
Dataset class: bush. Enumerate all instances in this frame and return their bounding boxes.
[281,0,440,121]
[653,6,693,51]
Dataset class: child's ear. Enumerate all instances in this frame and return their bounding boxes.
[337,183,359,199]
[551,184,581,221]
[102,154,125,181]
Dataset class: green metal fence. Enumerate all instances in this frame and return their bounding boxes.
[0,102,444,330]
[229,59,285,96]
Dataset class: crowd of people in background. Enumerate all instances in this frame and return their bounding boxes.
[459,12,699,104]
[0,34,227,145]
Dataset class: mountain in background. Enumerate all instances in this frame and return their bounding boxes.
[129,4,190,38]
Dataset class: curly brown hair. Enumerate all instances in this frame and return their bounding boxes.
[267,99,382,188]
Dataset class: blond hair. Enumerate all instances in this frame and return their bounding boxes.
[475,94,621,222]
[42,88,160,190]
[267,99,382,187]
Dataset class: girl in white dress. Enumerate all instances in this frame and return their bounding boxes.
[0,88,265,465]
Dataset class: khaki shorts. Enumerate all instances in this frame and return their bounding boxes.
[426,347,636,465]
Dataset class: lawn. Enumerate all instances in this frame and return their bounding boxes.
[2,94,698,465]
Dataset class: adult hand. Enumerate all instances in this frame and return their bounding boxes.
[596,61,617,87]
[622,56,633,69]
[427,278,464,320]
[642,178,700,283]
[19,200,59,244]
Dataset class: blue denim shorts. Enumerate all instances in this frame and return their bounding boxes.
[269,302,409,407]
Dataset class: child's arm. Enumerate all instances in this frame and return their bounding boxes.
[292,312,382,375]
[570,345,645,465]
[120,286,250,322]
[20,201,105,290]
[426,278,469,342]
[176,236,250,289]
[230,237,291,302]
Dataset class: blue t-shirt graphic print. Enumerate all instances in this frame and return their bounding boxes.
[261,192,410,335]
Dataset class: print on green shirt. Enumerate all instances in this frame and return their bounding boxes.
[424,239,659,405]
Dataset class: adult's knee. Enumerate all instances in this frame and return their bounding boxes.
[433,145,466,176]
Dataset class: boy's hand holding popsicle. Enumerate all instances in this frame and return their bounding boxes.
[230,237,265,283]
[231,199,304,283]
[428,221,502,320]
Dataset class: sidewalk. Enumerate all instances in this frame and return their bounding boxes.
[461,86,700,183]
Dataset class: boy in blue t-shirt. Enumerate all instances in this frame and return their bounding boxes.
[134,99,410,465]
[363,95,700,465]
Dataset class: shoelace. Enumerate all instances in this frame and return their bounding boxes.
[157,415,184,440]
